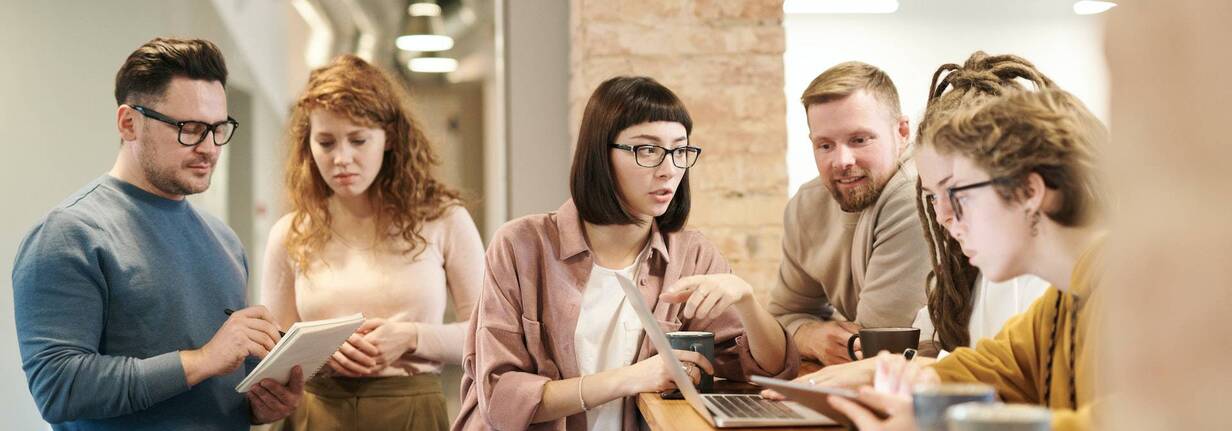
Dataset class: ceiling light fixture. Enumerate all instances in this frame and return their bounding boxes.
[783,0,899,14]
[1073,1,1117,15]
[408,56,458,73]
[396,1,453,52]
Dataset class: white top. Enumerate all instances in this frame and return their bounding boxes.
[574,259,644,430]
[913,274,1051,357]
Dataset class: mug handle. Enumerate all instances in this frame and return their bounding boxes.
[847,333,861,361]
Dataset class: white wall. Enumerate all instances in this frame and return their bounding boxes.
[0,1,283,427]
[783,3,1110,193]
[504,0,572,220]
[484,0,509,238]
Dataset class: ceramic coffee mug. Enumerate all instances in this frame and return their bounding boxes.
[946,402,1052,431]
[847,327,921,361]
[913,383,997,431]
[666,331,715,392]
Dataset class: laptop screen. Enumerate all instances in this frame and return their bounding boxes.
[615,275,713,419]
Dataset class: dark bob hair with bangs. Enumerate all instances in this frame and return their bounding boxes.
[569,76,694,232]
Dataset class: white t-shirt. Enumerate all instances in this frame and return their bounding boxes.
[913,274,1051,357]
[574,260,644,430]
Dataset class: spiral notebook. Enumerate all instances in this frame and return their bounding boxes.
[235,313,365,392]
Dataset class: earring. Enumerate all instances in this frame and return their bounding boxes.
[1030,211,1041,237]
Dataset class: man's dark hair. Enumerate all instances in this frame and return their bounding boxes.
[114,37,228,105]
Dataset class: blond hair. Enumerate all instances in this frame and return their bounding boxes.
[919,52,1055,140]
[926,88,1106,227]
[800,61,902,118]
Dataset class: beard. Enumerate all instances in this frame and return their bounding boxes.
[138,137,214,197]
[826,166,890,212]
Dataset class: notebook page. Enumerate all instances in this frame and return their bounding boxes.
[235,313,364,392]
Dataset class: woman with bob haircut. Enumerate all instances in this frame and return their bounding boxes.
[452,76,799,430]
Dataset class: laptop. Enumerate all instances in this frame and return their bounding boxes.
[616,276,837,428]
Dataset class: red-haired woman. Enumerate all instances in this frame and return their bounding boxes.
[261,55,483,431]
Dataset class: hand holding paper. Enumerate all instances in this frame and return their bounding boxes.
[236,313,365,392]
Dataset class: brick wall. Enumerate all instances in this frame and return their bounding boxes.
[569,0,788,303]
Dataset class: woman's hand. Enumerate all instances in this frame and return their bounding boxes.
[660,274,758,321]
[621,349,715,394]
[871,351,939,395]
[325,318,419,377]
[829,387,917,431]
[761,357,877,400]
[825,352,942,431]
[358,318,419,368]
[663,273,790,376]
[327,332,383,377]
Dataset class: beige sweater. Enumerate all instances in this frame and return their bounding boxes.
[768,162,930,336]
[261,204,484,375]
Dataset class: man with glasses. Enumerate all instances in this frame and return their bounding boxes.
[12,38,300,430]
[767,62,931,366]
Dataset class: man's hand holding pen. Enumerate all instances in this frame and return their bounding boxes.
[181,306,282,386]
[178,305,304,423]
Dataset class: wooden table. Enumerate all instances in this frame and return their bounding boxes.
[636,362,842,431]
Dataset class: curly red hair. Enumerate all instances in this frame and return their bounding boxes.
[284,54,460,270]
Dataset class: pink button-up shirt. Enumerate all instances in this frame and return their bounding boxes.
[452,200,800,430]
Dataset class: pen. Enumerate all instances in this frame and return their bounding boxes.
[224,308,286,338]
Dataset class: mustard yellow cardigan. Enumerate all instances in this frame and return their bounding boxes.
[931,238,1103,431]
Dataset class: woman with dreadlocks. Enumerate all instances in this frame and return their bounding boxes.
[829,75,1109,431]
[912,52,1056,356]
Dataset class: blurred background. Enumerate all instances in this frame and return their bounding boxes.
[10,1,1206,429]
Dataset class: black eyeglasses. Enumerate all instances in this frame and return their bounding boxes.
[130,105,239,146]
[609,144,702,169]
[947,177,1010,221]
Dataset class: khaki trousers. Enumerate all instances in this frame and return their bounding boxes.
[270,374,449,431]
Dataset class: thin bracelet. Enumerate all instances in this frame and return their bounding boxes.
[578,374,590,411]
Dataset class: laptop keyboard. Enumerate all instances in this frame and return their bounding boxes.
[706,394,803,419]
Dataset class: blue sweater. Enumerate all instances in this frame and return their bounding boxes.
[12,176,251,430]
